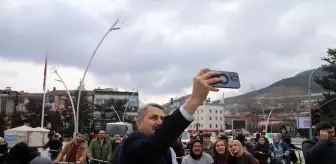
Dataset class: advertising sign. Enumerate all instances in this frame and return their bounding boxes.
[4,132,27,148]
[127,95,139,111]
[297,116,311,129]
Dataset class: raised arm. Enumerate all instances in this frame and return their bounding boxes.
[123,68,223,156]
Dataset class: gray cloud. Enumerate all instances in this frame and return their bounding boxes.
[1,0,336,97]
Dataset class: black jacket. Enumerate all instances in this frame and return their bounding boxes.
[172,139,185,164]
[302,138,336,164]
[117,108,192,164]
[252,143,269,164]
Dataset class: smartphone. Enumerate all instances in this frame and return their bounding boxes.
[207,70,241,89]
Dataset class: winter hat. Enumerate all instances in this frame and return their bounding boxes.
[29,156,52,164]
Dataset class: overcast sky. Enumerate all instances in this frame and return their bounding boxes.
[1,0,335,104]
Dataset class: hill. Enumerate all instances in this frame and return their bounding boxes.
[217,67,328,105]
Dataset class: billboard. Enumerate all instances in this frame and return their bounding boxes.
[297,116,310,129]
[127,95,139,112]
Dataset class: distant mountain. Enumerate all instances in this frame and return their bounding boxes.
[217,67,328,105]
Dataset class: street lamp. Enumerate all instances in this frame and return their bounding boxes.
[308,68,319,139]
[110,106,122,122]
[52,68,77,134]
[76,19,121,133]
[122,89,139,122]
[251,86,267,132]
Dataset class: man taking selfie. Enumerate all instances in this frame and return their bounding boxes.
[116,68,224,164]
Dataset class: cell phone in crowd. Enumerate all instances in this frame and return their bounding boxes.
[207,70,241,89]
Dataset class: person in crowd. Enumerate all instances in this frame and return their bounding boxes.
[186,135,194,150]
[181,140,214,164]
[302,121,336,164]
[88,130,112,163]
[172,136,185,164]
[254,132,260,144]
[43,133,63,160]
[88,132,95,146]
[0,137,8,155]
[217,135,229,144]
[228,140,258,164]
[47,130,56,139]
[111,134,121,152]
[54,132,87,164]
[0,142,40,164]
[236,134,253,153]
[212,140,230,164]
[116,68,224,164]
[269,135,290,164]
[202,133,214,156]
[280,125,299,163]
[251,137,269,164]
[194,135,203,144]
[29,156,53,164]
[260,132,269,145]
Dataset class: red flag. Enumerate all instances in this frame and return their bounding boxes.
[43,57,47,91]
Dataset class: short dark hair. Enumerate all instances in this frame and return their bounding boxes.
[203,133,211,137]
[76,132,84,136]
[316,121,334,133]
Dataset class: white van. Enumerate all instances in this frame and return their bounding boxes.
[181,130,190,148]
[106,122,133,140]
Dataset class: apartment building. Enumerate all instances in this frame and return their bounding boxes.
[188,100,225,136]
[162,94,191,115]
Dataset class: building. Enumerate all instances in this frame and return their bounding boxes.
[162,94,190,115]
[187,100,225,136]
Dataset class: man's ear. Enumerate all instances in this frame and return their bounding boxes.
[136,120,141,129]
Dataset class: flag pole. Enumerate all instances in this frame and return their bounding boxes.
[41,55,48,128]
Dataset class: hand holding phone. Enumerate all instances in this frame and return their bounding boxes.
[206,70,241,89]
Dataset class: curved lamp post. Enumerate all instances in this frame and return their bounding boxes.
[308,68,319,139]
[52,68,77,134]
[111,106,122,122]
[75,19,120,133]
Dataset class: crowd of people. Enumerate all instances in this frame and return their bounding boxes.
[2,68,336,164]
[176,129,300,164]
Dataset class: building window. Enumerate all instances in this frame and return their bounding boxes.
[201,109,203,113]
[216,117,218,120]
[201,116,203,120]
[216,124,218,128]
[220,117,222,121]
[220,110,222,114]
[210,124,212,128]
[216,110,217,113]
[209,109,211,113]
[209,116,212,120]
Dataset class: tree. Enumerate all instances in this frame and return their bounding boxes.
[73,83,92,132]
[10,92,23,128]
[314,48,336,124]
[60,99,75,137]
[0,111,11,137]
[47,109,62,132]
[25,98,43,127]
